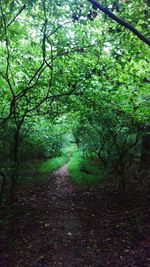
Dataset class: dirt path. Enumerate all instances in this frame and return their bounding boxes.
[0,165,149,267]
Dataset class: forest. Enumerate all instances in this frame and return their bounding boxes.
[0,0,150,266]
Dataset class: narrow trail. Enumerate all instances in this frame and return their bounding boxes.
[0,165,149,267]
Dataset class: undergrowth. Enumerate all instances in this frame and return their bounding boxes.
[18,154,68,185]
[19,143,104,186]
[67,146,103,185]
[37,154,68,173]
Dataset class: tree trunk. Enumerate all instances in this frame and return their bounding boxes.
[0,170,6,205]
[141,125,150,166]
[9,129,19,204]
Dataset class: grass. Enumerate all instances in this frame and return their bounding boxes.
[37,154,68,173]
[18,154,68,185]
[18,143,104,186]
[67,148,103,186]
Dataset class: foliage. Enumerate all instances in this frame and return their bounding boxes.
[20,119,64,159]
[37,154,68,173]
[67,149,103,185]
[0,0,149,203]
[17,154,68,185]
[62,143,103,185]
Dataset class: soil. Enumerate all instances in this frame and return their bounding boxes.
[0,165,149,267]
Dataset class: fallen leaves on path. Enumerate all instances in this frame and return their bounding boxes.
[0,165,149,267]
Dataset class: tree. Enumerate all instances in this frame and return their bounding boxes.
[88,0,150,46]
[0,0,149,202]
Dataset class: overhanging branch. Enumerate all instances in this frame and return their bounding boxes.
[88,0,150,47]
[7,4,26,28]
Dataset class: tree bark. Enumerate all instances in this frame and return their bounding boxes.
[9,129,19,203]
[141,125,150,166]
[0,170,6,205]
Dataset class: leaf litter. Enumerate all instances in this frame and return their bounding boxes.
[0,165,149,267]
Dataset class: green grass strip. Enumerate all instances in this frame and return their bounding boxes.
[67,150,103,186]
